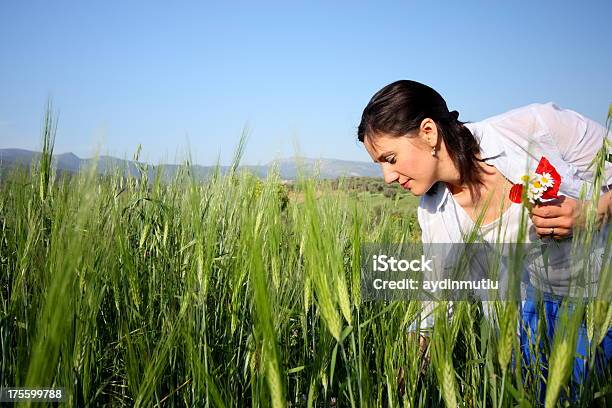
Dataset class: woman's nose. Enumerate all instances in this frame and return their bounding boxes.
[381,164,398,184]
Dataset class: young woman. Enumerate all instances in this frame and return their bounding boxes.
[357,80,611,394]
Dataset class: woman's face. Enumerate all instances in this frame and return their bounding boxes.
[363,124,440,196]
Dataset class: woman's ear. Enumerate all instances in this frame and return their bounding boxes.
[419,118,438,148]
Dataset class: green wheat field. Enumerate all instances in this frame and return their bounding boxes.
[1,110,611,407]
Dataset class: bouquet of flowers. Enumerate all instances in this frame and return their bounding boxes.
[509,156,561,205]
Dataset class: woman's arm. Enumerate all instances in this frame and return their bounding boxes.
[528,103,611,239]
[536,103,612,187]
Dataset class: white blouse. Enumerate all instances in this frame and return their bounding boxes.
[419,102,612,241]
[412,102,611,331]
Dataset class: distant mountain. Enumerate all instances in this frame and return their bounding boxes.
[0,149,382,181]
[271,157,382,179]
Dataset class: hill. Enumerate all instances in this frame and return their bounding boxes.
[0,148,382,181]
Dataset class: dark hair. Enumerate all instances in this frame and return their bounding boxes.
[357,80,486,202]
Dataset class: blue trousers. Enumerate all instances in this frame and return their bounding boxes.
[519,285,612,402]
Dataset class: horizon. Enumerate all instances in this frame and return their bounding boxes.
[1,1,611,166]
[0,146,380,167]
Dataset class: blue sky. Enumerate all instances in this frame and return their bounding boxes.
[1,1,611,165]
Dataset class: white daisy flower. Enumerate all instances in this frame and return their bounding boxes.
[527,188,542,204]
[529,178,546,195]
[538,172,555,189]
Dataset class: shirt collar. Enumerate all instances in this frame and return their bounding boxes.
[419,181,448,213]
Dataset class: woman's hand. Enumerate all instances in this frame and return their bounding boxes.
[530,195,583,239]
[530,191,612,240]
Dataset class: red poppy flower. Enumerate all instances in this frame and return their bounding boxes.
[509,183,524,204]
[534,157,561,199]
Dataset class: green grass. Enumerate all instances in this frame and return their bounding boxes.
[0,110,610,407]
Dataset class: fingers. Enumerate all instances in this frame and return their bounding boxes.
[531,196,575,218]
[530,215,572,229]
[531,210,573,239]
[530,195,579,239]
[531,203,564,218]
[534,226,572,240]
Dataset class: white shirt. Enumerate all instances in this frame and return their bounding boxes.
[419,102,612,242]
[413,102,611,331]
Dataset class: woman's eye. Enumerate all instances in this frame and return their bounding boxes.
[386,156,396,164]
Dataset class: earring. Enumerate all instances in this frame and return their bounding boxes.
[428,137,437,156]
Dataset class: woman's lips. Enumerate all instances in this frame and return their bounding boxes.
[401,180,411,190]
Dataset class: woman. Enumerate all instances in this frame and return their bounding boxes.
[357,80,611,396]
